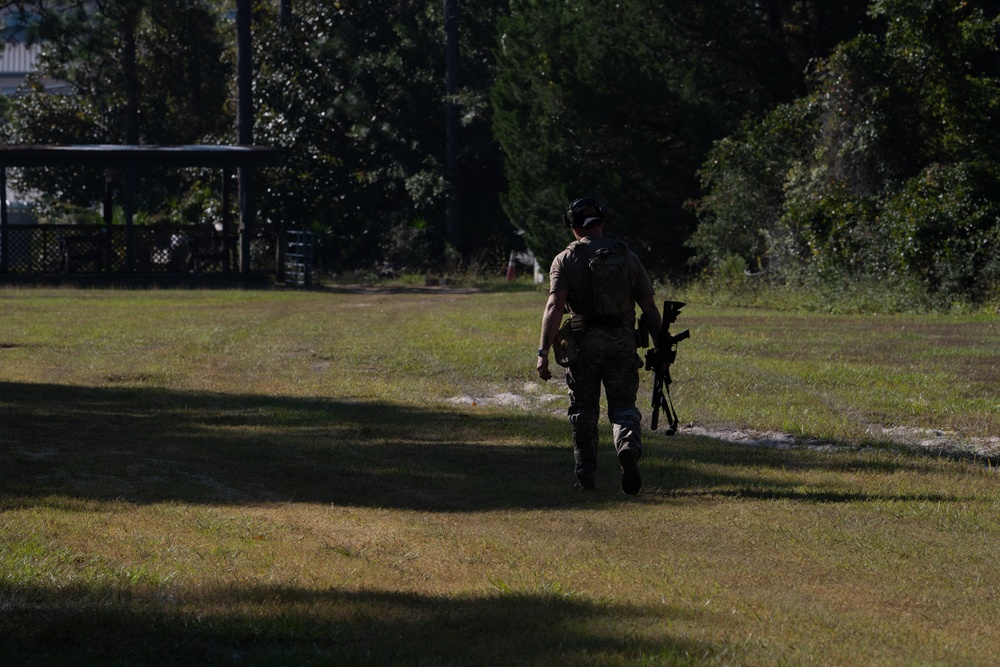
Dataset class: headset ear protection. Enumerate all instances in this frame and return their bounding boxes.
[563,197,606,228]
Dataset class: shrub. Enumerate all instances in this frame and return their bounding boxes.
[880,162,1000,306]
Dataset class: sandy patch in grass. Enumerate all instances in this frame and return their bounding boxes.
[446,382,564,410]
[873,425,1000,458]
[682,424,1000,458]
[448,387,1000,461]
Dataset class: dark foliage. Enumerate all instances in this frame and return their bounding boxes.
[692,0,1000,307]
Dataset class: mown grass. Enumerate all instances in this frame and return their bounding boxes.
[1,284,999,666]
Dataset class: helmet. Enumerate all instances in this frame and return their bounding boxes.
[563,197,606,229]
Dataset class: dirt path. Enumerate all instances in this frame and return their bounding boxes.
[681,424,1000,460]
[448,385,1000,462]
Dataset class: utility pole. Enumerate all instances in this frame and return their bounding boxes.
[443,0,462,254]
[237,0,254,275]
[236,1,253,147]
[122,5,140,272]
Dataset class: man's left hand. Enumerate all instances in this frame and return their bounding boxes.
[537,354,552,381]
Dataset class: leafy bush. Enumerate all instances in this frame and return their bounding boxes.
[691,0,1000,311]
[689,99,817,275]
[881,162,1000,306]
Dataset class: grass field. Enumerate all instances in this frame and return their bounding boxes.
[1,284,999,665]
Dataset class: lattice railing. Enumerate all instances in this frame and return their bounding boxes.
[1,224,275,275]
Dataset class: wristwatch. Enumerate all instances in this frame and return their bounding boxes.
[537,348,549,357]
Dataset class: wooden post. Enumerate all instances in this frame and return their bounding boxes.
[103,168,117,273]
[443,0,462,254]
[221,168,232,273]
[0,168,7,274]
[125,164,136,273]
[237,0,254,275]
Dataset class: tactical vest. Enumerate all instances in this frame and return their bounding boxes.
[569,239,633,318]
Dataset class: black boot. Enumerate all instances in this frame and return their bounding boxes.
[618,449,641,495]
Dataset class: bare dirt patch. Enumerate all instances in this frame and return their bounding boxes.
[448,389,1000,462]
[681,424,1000,459]
[447,382,564,411]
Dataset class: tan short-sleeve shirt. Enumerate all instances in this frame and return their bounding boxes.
[548,236,655,316]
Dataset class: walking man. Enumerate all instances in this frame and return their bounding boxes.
[536,197,667,495]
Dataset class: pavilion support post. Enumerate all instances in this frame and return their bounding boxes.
[239,167,254,274]
[103,168,119,273]
[275,219,286,283]
[236,0,254,275]
[1,168,8,274]
[221,168,232,273]
[124,164,136,273]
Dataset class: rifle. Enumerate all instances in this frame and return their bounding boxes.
[641,300,689,435]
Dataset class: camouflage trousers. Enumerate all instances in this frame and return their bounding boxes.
[564,324,643,487]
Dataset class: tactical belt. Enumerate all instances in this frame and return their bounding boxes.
[573,314,633,328]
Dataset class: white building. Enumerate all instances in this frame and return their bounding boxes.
[0,42,64,95]
[1,9,69,96]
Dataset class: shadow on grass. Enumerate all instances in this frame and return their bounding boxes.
[638,435,968,504]
[1,382,969,510]
[0,381,584,511]
[0,581,713,666]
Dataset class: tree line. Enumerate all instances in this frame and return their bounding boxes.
[1,0,998,307]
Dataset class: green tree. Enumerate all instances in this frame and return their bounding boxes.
[1,0,232,217]
[692,0,1000,306]
[689,99,818,275]
[138,2,232,145]
[881,162,1000,302]
[253,0,512,273]
[491,0,872,277]
[492,0,699,276]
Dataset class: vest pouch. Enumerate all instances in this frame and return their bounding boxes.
[553,318,579,367]
[587,244,632,317]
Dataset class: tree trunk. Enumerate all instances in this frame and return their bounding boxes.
[443,0,462,254]
[123,9,139,144]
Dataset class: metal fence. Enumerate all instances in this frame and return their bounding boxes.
[284,228,315,286]
[0,224,276,275]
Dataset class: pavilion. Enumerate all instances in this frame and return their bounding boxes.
[0,144,283,281]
